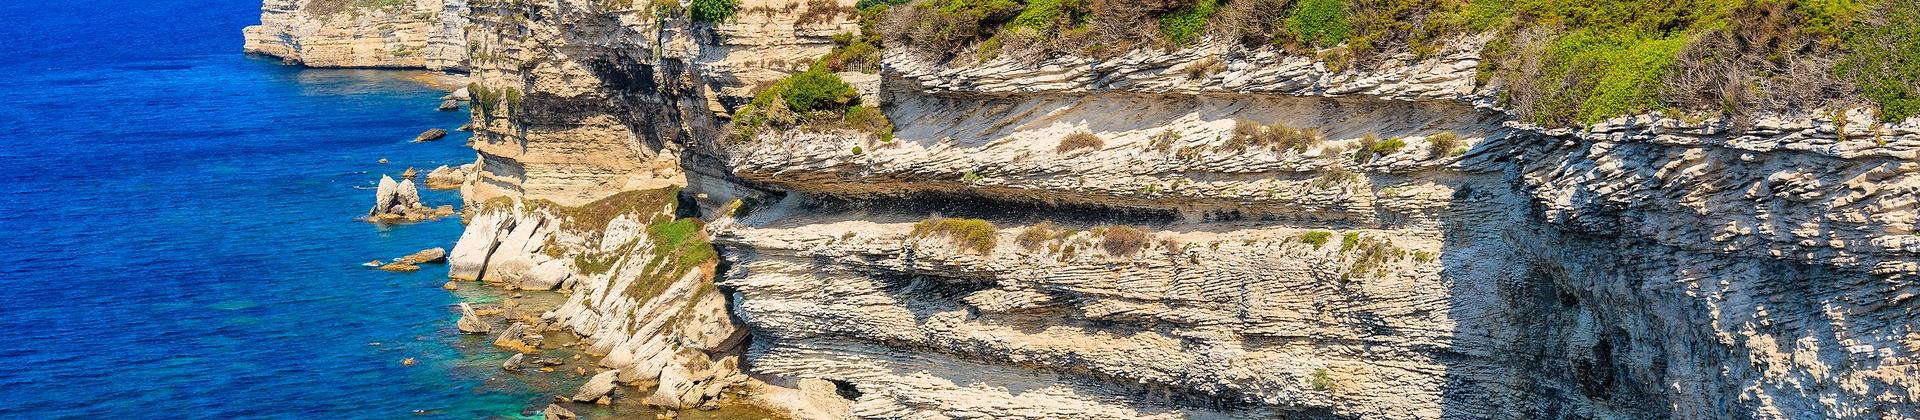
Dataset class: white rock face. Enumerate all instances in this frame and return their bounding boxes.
[243,0,468,70]
[369,175,425,217]
[412,0,1920,418]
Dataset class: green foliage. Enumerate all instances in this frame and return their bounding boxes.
[732,70,891,143]
[1367,137,1406,154]
[1838,0,1920,122]
[1339,232,1361,252]
[1285,0,1351,48]
[1159,0,1220,45]
[306,0,407,16]
[623,216,718,303]
[910,217,999,254]
[1009,0,1089,30]
[690,0,738,22]
[858,0,913,8]
[779,70,860,112]
[1300,231,1333,247]
[1425,132,1460,158]
[1310,368,1335,391]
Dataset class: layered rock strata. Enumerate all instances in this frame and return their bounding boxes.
[257,0,1920,418]
[244,0,469,70]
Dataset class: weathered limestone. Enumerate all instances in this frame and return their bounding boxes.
[456,302,489,334]
[414,0,1920,418]
[243,0,468,70]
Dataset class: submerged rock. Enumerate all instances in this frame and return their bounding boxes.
[456,302,490,334]
[376,262,419,272]
[570,370,620,402]
[542,404,575,420]
[414,128,448,142]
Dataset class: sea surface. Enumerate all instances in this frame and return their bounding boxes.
[0,1,571,418]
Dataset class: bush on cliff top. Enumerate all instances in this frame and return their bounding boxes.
[690,0,738,22]
[862,0,1917,126]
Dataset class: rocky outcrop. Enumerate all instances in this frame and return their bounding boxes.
[456,302,490,334]
[367,175,452,222]
[343,0,1919,418]
[243,0,468,70]
[414,128,448,142]
[424,163,475,190]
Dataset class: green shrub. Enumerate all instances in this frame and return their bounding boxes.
[1284,0,1350,48]
[1839,0,1920,122]
[1010,0,1089,31]
[910,217,999,254]
[690,0,737,22]
[1300,231,1333,247]
[1368,137,1406,154]
[732,69,890,143]
[778,70,859,112]
[1159,0,1220,45]
[1339,232,1361,252]
[1425,132,1459,158]
[1310,368,1335,391]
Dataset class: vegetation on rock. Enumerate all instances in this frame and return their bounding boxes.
[910,217,999,254]
[1100,225,1149,256]
[861,0,1920,125]
[730,69,894,143]
[1056,131,1104,153]
[690,0,738,22]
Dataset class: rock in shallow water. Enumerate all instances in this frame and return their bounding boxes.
[571,370,619,402]
[542,403,575,420]
[437,99,459,111]
[414,128,448,142]
[456,302,490,334]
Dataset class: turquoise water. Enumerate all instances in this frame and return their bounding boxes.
[0,1,567,418]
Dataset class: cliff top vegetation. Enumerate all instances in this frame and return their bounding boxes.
[850,0,1918,125]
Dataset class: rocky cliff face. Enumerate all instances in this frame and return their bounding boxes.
[261,0,1920,418]
[244,0,469,70]
[711,43,1920,419]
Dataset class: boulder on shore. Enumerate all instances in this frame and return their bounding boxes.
[503,353,525,371]
[543,404,576,420]
[571,370,620,402]
[456,302,491,334]
[414,128,448,142]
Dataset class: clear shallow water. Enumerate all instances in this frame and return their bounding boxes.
[0,1,571,418]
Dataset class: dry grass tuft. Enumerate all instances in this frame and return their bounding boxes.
[1057,131,1105,153]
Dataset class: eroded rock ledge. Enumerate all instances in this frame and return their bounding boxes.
[253,0,1920,417]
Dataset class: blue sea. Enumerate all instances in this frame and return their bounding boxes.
[0,1,569,418]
